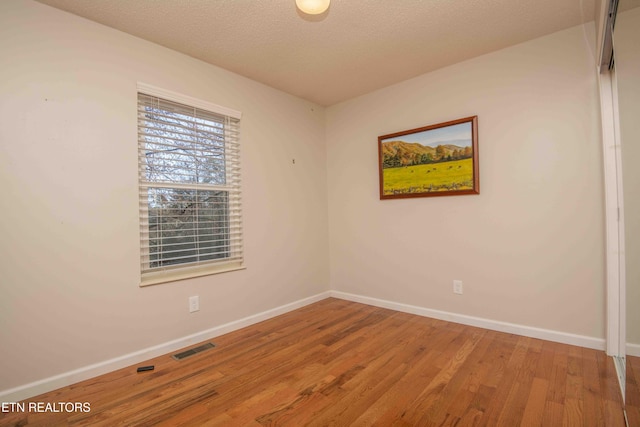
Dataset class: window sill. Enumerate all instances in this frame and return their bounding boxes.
[140,261,245,287]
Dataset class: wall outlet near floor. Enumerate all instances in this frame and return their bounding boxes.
[189,296,200,313]
[453,280,463,295]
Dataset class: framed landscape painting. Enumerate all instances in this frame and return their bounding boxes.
[378,116,479,199]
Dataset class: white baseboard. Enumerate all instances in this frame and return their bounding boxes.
[0,291,331,402]
[628,342,640,357]
[329,290,606,351]
[1,289,613,403]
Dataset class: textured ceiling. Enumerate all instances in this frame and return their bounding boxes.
[35,0,597,106]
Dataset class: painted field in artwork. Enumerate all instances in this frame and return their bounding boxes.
[382,158,473,195]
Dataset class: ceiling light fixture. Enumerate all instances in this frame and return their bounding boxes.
[295,0,330,15]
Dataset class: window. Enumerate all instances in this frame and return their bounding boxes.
[137,84,243,285]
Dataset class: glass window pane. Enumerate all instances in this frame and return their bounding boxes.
[141,105,226,185]
[147,188,229,268]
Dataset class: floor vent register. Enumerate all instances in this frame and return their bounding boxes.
[172,342,216,361]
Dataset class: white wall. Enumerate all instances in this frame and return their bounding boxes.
[326,24,605,339]
[615,7,640,350]
[0,0,328,393]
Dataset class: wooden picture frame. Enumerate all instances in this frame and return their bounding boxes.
[378,116,479,199]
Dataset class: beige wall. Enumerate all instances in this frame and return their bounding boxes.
[616,7,640,349]
[0,0,329,391]
[326,24,605,339]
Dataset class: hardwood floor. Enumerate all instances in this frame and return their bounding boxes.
[0,298,627,426]
[628,354,640,426]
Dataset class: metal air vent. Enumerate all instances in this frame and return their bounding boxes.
[172,342,216,360]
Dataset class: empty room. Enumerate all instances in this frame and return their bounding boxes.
[1,0,638,425]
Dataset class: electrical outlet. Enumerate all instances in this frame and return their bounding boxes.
[189,296,200,313]
[453,280,463,295]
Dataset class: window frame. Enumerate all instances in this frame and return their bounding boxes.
[137,83,244,286]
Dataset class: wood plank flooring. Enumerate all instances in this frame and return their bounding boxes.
[628,354,640,426]
[0,298,627,426]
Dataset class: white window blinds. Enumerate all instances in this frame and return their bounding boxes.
[137,84,243,285]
